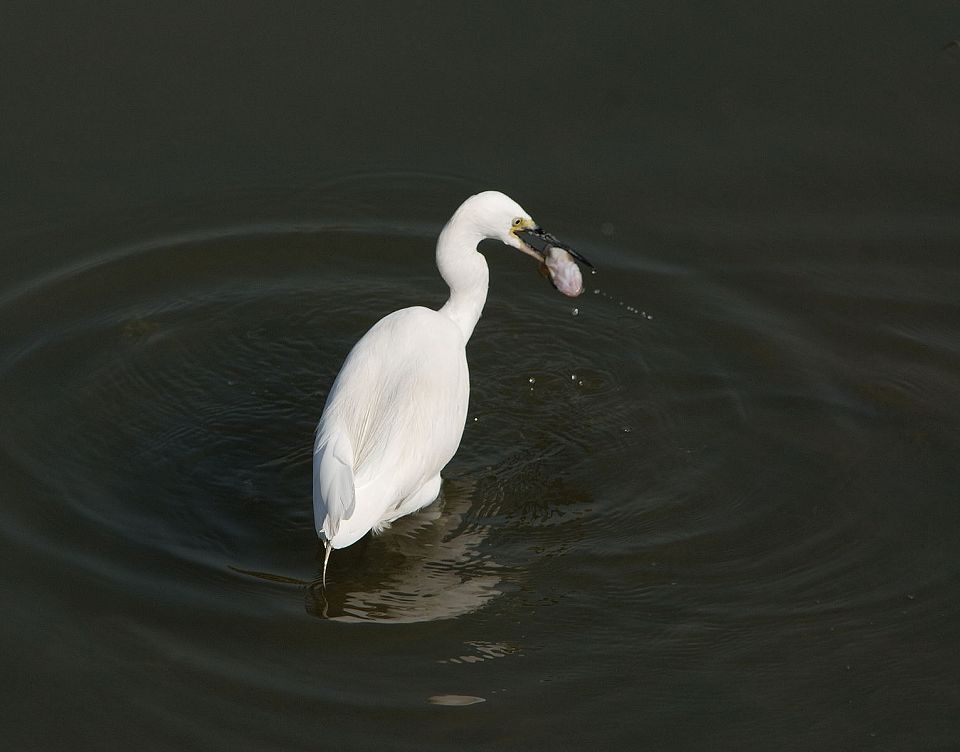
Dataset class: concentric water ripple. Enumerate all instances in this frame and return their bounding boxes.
[0,225,656,624]
[1,223,957,647]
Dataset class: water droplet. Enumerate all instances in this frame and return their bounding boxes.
[577,380,583,386]
[528,377,536,384]
[473,417,479,422]
[570,374,577,381]
[590,269,597,275]
[571,307,579,316]
[592,288,600,294]
[623,427,632,433]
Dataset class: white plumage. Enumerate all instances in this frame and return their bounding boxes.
[313,306,468,550]
[313,190,581,585]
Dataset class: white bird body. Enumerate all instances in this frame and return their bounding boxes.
[313,305,469,549]
[313,191,589,583]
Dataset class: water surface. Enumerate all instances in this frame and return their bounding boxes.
[2,3,959,750]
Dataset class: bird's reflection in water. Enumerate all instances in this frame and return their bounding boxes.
[306,477,502,623]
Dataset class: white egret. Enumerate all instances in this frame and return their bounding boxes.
[313,191,592,585]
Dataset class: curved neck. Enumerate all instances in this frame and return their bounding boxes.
[436,217,489,343]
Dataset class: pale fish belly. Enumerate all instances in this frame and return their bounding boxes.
[542,247,584,297]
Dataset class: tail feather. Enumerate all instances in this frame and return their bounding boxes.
[313,429,356,541]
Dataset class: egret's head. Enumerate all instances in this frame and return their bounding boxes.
[455,190,535,252]
[446,190,594,296]
[456,190,589,262]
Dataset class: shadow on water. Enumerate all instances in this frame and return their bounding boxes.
[225,477,508,624]
[303,478,503,623]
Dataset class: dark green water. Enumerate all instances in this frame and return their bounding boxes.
[2,3,959,750]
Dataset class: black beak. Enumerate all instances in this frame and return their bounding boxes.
[516,227,594,269]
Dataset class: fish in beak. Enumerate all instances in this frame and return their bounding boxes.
[514,225,594,298]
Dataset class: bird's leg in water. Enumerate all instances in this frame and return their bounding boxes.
[322,540,332,589]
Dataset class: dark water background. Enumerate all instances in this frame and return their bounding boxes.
[2,3,959,750]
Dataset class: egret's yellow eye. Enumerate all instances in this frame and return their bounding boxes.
[512,217,523,227]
